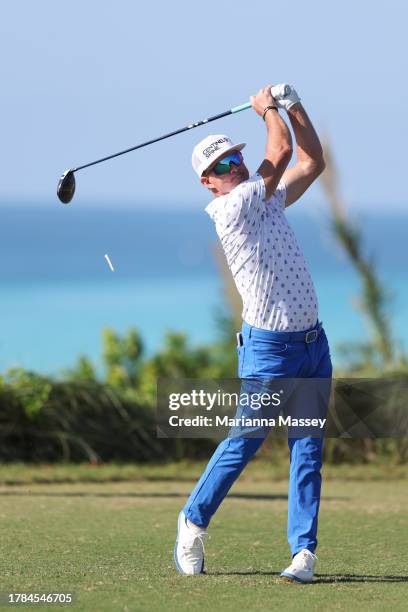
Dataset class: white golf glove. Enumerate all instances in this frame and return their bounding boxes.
[270,84,301,111]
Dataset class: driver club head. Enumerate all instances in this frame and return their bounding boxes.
[57,169,76,204]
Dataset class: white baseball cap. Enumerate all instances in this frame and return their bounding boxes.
[191,134,246,177]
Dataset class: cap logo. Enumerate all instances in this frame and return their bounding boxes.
[202,137,230,159]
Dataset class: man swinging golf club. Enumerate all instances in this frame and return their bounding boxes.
[174,84,332,583]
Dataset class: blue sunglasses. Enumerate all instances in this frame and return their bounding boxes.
[210,150,243,175]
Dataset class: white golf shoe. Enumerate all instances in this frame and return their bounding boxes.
[173,511,208,575]
[280,549,318,583]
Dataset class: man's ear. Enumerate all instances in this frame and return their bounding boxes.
[200,175,210,187]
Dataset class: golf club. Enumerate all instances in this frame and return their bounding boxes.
[57,85,291,204]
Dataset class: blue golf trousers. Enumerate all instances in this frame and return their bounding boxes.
[182,318,333,556]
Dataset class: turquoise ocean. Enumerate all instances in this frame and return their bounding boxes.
[2,206,407,375]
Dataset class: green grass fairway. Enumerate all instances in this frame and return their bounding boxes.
[0,464,407,611]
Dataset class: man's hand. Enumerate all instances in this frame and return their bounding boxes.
[272,84,301,111]
[250,85,277,118]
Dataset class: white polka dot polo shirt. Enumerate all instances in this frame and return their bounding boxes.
[204,173,318,332]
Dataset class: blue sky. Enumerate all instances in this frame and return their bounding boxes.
[1,0,407,211]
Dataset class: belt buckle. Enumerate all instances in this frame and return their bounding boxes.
[305,329,318,343]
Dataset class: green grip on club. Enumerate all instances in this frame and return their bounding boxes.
[231,102,252,114]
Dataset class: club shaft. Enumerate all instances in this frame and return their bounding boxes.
[72,102,252,173]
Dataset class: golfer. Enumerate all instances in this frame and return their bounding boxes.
[174,84,332,583]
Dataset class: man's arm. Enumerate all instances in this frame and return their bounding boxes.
[282,103,325,207]
[251,86,293,201]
